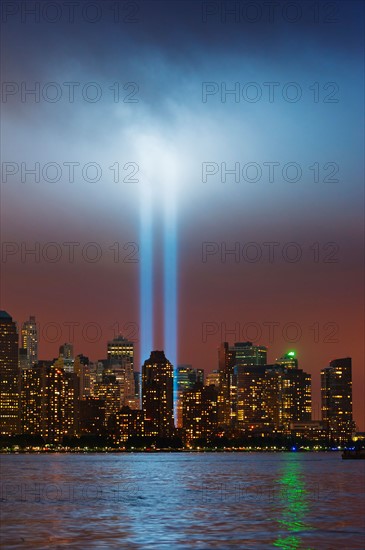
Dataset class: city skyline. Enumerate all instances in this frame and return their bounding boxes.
[2,310,362,428]
[0,310,359,437]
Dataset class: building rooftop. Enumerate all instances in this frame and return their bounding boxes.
[0,310,12,320]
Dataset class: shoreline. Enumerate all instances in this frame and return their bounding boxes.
[1,448,344,454]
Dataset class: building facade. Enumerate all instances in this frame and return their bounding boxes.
[142,350,174,437]
[21,315,38,368]
[0,311,20,434]
[321,357,354,443]
[182,383,218,442]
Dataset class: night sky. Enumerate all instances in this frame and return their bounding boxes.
[1,1,364,428]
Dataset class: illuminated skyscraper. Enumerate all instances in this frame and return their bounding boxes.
[233,365,268,427]
[227,342,268,427]
[321,357,354,444]
[0,311,20,434]
[107,336,134,369]
[142,350,174,437]
[275,351,298,370]
[182,383,218,442]
[234,341,267,366]
[264,362,311,431]
[217,342,235,426]
[232,349,311,432]
[21,360,77,442]
[92,375,122,424]
[109,406,144,444]
[105,338,135,406]
[21,363,45,435]
[21,315,38,368]
[175,365,202,428]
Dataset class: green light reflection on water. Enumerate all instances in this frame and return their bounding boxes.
[272,456,314,550]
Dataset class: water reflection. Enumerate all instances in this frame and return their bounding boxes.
[1,453,364,548]
[273,455,314,549]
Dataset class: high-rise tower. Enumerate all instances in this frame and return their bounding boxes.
[0,311,20,434]
[321,357,354,443]
[21,315,38,368]
[142,350,174,437]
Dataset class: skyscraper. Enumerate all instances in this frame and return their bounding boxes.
[175,365,201,428]
[21,315,38,368]
[229,342,268,428]
[107,336,134,370]
[233,364,268,427]
[21,359,78,442]
[234,341,267,366]
[142,350,174,437]
[217,342,235,426]
[0,311,20,434]
[275,351,298,370]
[321,357,354,443]
[264,363,311,431]
[106,337,136,409]
[182,383,218,443]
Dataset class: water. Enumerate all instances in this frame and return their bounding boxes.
[1,452,364,549]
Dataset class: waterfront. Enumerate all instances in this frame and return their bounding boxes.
[1,453,364,549]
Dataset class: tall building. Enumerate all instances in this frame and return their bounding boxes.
[321,358,354,443]
[233,365,268,427]
[0,311,20,434]
[59,342,74,360]
[108,406,144,444]
[229,342,268,427]
[217,342,235,426]
[21,360,78,442]
[92,377,121,424]
[107,357,136,408]
[234,341,267,367]
[21,363,46,436]
[182,383,218,442]
[142,350,174,437]
[74,354,91,398]
[264,364,311,431]
[21,315,38,368]
[175,365,201,428]
[276,351,298,370]
[106,338,136,408]
[107,336,134,370]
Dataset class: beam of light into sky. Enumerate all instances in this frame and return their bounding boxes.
[162,148,179,423]
[135,131,180,419]
[139,177,153,368]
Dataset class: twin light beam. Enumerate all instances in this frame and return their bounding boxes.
[138,135,179,411]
